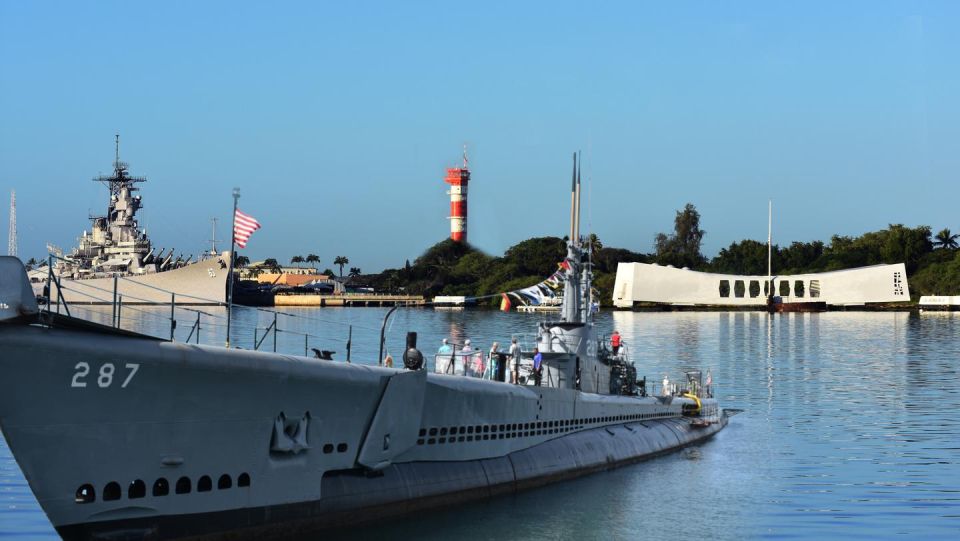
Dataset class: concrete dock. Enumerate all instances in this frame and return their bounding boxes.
[273,293,425,307]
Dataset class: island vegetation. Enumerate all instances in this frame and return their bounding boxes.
[363,203,959,305]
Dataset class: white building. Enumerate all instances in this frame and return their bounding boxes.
[612,262,910,309]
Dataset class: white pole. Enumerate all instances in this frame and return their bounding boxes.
[767,199,772,279]
[225,188,239,347]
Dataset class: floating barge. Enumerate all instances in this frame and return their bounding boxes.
[273,293,426,307]
[919,295,960,311]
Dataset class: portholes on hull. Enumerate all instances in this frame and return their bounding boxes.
[197,476,213,492]
[153,478,169,497]
[77,473,252,504]
[103,482,121,501]
[128,479,146,499]
[75,484,95,504]
[175,477,191,494]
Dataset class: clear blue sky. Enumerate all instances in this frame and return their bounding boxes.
[2,1,958,272]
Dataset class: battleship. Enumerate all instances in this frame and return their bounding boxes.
[36,137,229,305]
[0,156,734,540]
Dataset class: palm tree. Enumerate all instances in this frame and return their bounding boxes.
[290,255,305,268]
[587,233,603,261]
[348,267,362,277]
[263,258,281,273]
[934,228,959,250]
[305,254,320,269]
[334,256,349,278]
[234,255,250,268]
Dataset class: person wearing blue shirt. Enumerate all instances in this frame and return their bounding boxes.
[438,339,454,373]
[533,348,543,387]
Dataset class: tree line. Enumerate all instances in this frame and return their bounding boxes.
[367,203,958,304]
[650,204,958,298]
[234,254,361,279]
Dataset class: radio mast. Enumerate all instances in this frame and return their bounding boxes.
[7,190,16,257]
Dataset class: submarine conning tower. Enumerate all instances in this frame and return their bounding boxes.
[535,151,608,392]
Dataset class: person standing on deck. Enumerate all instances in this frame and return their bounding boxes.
[438,339,454,374]
[509,338,521,384]
[488,342,500,380]
[533,348,543,387]
[611,330,622,356]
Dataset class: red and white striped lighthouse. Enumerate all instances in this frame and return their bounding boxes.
[444,147,471,243]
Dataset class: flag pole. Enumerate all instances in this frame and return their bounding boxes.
[226,188,240,348]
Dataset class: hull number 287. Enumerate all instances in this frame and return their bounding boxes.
[71,362,140,388]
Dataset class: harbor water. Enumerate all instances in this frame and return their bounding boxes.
[2,308,959,540]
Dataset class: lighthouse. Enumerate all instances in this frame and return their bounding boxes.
[444,147,471,243]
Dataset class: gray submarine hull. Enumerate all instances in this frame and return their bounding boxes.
[54,417,726,541]
[0,322,727,541]
[0,255,730,541]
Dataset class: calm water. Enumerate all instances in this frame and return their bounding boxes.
[2,307,959,540]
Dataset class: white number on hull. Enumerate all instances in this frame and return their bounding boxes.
[97,363,115,387]
[71,363,140,389]
[71,362,90,388]
[121,363,139,388]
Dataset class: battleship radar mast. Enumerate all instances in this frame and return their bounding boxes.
[95,134,147,199]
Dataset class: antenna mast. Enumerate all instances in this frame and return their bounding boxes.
[574,151,582,246]
[210,217,219,256]
[7,189,16,257]
[767,200,772,279]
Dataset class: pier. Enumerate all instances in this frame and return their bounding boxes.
[273,293,426,307]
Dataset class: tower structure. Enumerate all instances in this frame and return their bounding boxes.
[443,146,471,243]
[209,217,219,257]
[7,189,16,257]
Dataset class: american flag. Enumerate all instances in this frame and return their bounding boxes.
[233,209,261,248]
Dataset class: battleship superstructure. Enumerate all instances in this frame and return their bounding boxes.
[0,154,732,541]
[39,138,229,304]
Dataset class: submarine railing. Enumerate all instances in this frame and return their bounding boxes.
[41,260,599,371]
[43,264,376,360]
[39,275,708,395]
[54,277,352,357]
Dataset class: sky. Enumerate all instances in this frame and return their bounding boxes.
[2,1,958,273]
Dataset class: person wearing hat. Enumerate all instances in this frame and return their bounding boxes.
[461,339,473,352]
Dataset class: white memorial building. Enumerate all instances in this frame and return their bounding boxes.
[613,262,910,309]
